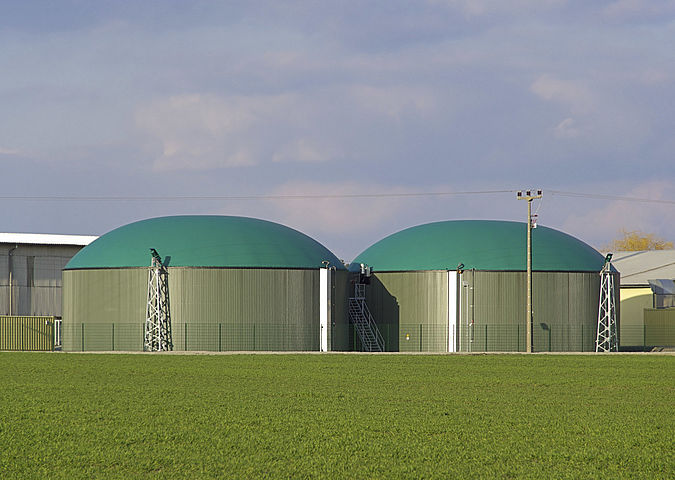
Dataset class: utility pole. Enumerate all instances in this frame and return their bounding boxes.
[517,189,542,353]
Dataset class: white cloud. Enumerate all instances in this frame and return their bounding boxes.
[0,146,21,155]
[428,0,568,16]
[135,93,296,170]
[135,85,439,171]
[560,180,675,249]
[635,68,671,86]
[272,139,330,164]
[349,85,437,120]
[267,180,417,235]
[603,0,675,20]
[553,117,582,138]
[531,74,594,114]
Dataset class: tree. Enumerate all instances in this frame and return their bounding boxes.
[606,229,674,252]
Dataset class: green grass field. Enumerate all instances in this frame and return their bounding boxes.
[1,353,673,479]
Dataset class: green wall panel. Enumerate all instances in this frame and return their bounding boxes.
[63,267,348,352]
[643,308,675,347]
[332,270,350,351]
[365,271,448,352]
[364,270,601,353]
[169,268,320,351]
[62,269,146,351]
[464,271,600,352]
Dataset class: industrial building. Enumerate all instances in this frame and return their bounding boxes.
[62,215,350,352]
[612,250,675,349]
[1,233,96,350]
[349,220,614,352]
[1,233,96,317]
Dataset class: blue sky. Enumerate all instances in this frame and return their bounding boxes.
[1,0,674,261]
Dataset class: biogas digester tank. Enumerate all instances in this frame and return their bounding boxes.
[62,216,348,352]
[349,220,615,352]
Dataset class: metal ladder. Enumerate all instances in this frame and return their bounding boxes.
[349,284,384,352]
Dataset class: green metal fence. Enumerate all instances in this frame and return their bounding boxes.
[61,322,331,352]
[0,316,55,351]
[18,320,675,353]
[354,322,675,352]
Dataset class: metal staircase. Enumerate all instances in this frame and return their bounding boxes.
[349,283,384,352]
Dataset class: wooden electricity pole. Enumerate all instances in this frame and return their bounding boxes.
[517,190,542,353]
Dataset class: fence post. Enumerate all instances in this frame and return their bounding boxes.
[218,323,222,352]
[549,327,552,352]
[81,323,84,352]
[643,324,646,352]
[485,324,488,352]
[253,324,256,351]
[419,324,423,352]
[112,323,115,351]
[184,323,187,351]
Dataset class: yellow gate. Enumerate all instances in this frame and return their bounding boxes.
[0,316,55,351]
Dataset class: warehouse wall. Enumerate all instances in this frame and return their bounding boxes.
[63,267,348,352]
[0,244,83,317]
[619,287,652,347]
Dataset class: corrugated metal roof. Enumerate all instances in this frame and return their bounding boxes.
[611,250,675,285]
[65,215,345,270]
[350,220,605,272]
[0,233,97,246]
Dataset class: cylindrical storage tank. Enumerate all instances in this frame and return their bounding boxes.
[62,216,349,352]
[349,220,616,352]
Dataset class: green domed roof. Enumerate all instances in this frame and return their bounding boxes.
[66,216,345,270]
[350,220,604,272]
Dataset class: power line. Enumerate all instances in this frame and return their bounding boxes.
[549,190,675,205]
[0,190,515,202]
[1,189,673,205]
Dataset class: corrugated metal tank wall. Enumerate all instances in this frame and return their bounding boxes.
[170,268,320,351]
[363,270,606,352]
[365,271,448,352]
[63,267,349,352]
[332,270,350,351]
[62,269,146,351]
[460,271,603,352]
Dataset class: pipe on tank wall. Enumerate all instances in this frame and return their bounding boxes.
[8,245,18,316]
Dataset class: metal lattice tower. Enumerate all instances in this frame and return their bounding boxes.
[596,255,617,352]
[144,248,173,352]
